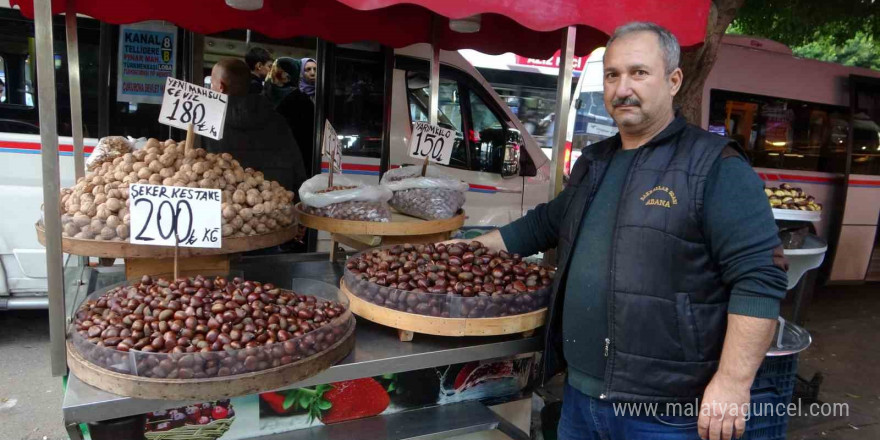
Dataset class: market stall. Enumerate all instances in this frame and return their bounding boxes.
[13,0,713,438]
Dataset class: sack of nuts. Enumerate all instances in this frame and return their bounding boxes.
[86,136,135,172]
[380,165,468,220]
[299,174,393,222]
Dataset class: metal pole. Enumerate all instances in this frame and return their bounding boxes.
[98,22,111,137]
[428,17,440,126]
[549,26,576,198]
[35,0,68,377]
[65,4,85,181]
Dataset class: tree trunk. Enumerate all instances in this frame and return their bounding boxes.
[675,0,745,125]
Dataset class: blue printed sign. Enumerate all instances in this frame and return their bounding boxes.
[117,22,177,104]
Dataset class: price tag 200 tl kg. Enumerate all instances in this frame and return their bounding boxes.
[159,77,228,140]
[408,122,455,165]
[130,184,223,248]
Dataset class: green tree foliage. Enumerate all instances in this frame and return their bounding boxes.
[732,0,879,47]
[792,32,880,70]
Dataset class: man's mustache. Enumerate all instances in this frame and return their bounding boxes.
[612,97,640,107]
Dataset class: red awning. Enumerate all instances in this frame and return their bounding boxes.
[10,0,709,58]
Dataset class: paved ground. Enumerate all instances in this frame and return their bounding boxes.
[0,284,877,440]
[0,309,67,440]
[787,284,880,439]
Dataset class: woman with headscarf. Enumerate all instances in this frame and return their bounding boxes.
[263,57,301,107]
[299,58,317,103]
[277,58,317,175]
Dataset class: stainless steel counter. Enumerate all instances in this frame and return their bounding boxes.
[61,256,543,425]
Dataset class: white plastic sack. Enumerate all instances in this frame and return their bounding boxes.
[85,136,135,171]
[380,165,468,220]
[380,165,469,192]
[299,174,393,222]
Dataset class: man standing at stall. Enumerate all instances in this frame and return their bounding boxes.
[460,22,787,440]
[245,47,274,95]
[206,58,307,195]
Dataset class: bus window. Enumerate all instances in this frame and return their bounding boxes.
[0,56,6,103]
[331,52,384,159]
[572,90,617,151]
[468,89,507,173]
[406,74,469,170]
[851,82,880,176]
[708,89,849,173]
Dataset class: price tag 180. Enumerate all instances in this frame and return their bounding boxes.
[323,120,342,172]
[129,184,222,248]
[159,77,228,140]
[408,122,455,165]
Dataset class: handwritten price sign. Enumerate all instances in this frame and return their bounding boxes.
[408,122,455,165]
[130,184,222,248]
[323,120,342,172]
[159,77,228,140]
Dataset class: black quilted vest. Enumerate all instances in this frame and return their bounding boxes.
[541,117,738,402]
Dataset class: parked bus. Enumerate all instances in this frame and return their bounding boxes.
[566,35,880,283]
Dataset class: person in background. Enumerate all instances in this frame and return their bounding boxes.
[299,58,317,102]
[245,47,273,95]
[206,58,307,195]
[450,22,787,440]
[263,57,301,107]
[276,63,316,176]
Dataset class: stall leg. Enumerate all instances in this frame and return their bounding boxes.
[64,422,85,440]
[35,0,68,377]
[496,416,531,440]
[398,329,415,342]
[329,239,344,262]
[791,270,817,325]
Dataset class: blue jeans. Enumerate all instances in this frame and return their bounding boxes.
[558,383,701,440]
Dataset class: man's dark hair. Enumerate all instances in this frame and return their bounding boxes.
[245,47,273,71]
[214,58,252,96]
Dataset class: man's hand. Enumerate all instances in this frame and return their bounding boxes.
[698,373,751,440]
[699,314,777,440]
[442,229,508,253]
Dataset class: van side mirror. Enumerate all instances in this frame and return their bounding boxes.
[501,129,522,178]
[575,99,584,110]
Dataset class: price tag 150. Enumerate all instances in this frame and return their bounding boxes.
[129,184,222,248]
[323,120,342,172]
[159,77,228,140]
[408,122,455,165]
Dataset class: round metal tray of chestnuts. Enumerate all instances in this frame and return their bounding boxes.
[67,275,355,400]
[341,242,554,341]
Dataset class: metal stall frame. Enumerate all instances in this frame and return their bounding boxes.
[549,26,576,199]
[34,0,69,378]
[40,6,574,439]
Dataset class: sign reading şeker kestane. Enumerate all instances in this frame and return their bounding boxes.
[129,184,222,248]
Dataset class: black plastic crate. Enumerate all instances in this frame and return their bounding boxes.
[742,421,787,440]
[744,354,800,440]
[751,355,798,396]
[747,390,795,430]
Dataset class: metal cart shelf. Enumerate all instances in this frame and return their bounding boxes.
[61,257,542,439]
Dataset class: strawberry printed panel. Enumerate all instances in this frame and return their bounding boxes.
[257,355,535,434]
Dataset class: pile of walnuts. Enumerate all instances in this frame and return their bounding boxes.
[59,138,295,240]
